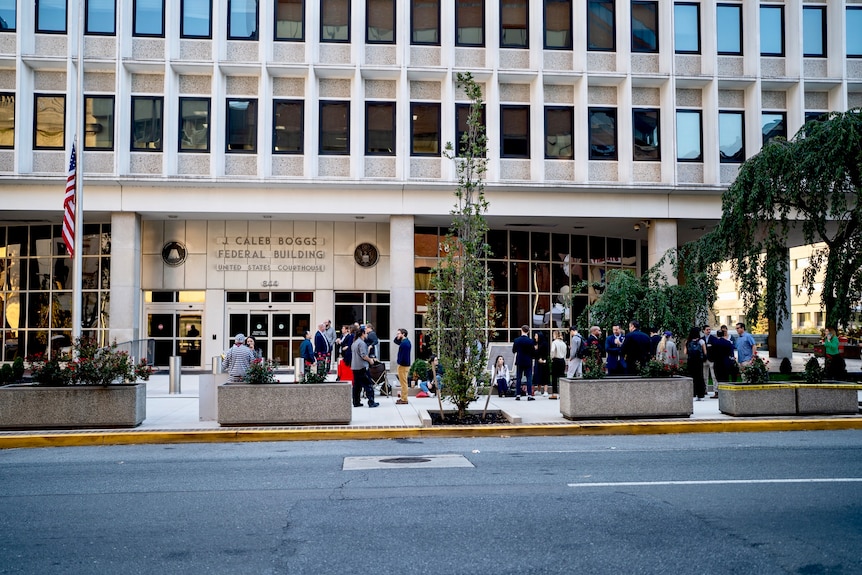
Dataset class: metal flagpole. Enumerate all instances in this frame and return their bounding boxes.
[71,0,85,343]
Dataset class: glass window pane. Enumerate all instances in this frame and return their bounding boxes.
[34,95,65,149]
[802,7,825,57]
[37,0,67,33]
[848,8,862,57]
[226,99,258,152]
[676,110,702,161]
[761,112,786,145]
[589,108,616,160]
[457,0,484,47]
[411,102,440,155]
[455,103,486,157]
[365,102,395,155]
[633,109,659,161]
[86,0,115,34]
[501,105,529,158]
[84,96,114,150]
[273,100,303,153]
[716,4,741,55]
[0,0,16,31]
[544,0,572,50]
[674,3,699,54]
[587,0,614,51]
[501,0,528,48]
[412,0,439,44]
[229,0,258,39]
[320,101,349,154]
[719,111,744,163]
[631,1,658,53]
[131,97,163,151]
[134,0,164,36]
[760,5,783,56]
[322,0,350,42]
[179,98,210,152]
[0,93,13,148]
[367,0,394,43]
[182,0,211,38]
[545,106,573,159]
[275,0,304,40]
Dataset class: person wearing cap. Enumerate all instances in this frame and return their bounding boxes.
[657,331,679,368]
[222,333,257,382]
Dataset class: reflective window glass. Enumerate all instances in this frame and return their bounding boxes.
[84,96,114,150]
[273,100,303,153]
[0,93,13,148]
[676,110,702,162]
[179,98,210,152]
[631,1,658,53]
[674,3,699,54]
[320,101,349,154]
[457,0,484,47]
[37,0,67,33]
[848,8,862,57]
[275,0,304,40]
[134,0,164,36]
[226,99,258,152]
[761,111,786,145]
[321,0,350,42]
[633,109,659,161]
[719,111,744,163]
[131,96,163,151]
[455,103,486,157]
[0,0,15,31]
[802,6,825,57]
[229,0,258,39]
[365,102,395,155]
[545,106,573,160]
[411,102,441,156]
[501,0,528,48]
[501,105,529,158]
[760,5,783,56]
[34,94,65,149]
[182,0,212,38]
[716,3,741,55]
[86,0,115,35]
[587,0,614,51]
[544,0,572,50]
[367,0,394,43]
[589,107,617,160]
[412,0,439,45]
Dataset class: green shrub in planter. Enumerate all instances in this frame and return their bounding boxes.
[779,357,792,375]
[803,356,824,384]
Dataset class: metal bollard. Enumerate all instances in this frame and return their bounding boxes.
[169,356,182,394]
[212,356,223,375]
[294,358,304,383]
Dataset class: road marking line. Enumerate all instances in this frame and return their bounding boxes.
[568,478,862,487]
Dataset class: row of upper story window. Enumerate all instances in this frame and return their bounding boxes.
[0,92,832,165]
[2,1,861,58]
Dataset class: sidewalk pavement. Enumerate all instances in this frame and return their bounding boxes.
[2,353,861,449]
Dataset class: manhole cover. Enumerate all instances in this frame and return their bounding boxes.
[380,457,432,464]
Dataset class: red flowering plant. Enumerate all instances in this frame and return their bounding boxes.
[28,338,154,386]
[243,357,279,384]
[27,350,75,387]
[639,358,683,378]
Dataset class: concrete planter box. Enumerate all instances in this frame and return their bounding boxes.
[217,382,352,425]
[559,376,694,420]
[0,383,146,429]
[718,384,797,416]
[795,384,860,415]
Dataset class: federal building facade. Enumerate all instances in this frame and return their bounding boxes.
[1,0,860,367]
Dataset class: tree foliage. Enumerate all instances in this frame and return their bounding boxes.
[682,109,862,329]
[425,73,492,418]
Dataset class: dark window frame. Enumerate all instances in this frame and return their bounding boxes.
[588,106,617,160]
[544,0,573,50]
[36,0,67,34]
[500,104,530,159]
[321,0,351,43]
[274,0,304,41]
[319,100,350,155]
[180,0,213,39]
[366,0,395,44]
[364,101,396,156]
[273,99,304,154]
[847,7,862,58]
[673,2,700,55]
[0,92,14,149]
[500,0,529,48]
[84,94,115,151]
[455,102,486,157]
[631,0,659,53]
[544,105,574,160]
[130,95,164,152]
[716,3,742,56]
[760,4,784,57]
[802,5,826,57]
[225,98,258,153]
[132,0,165,37]
[85,0,116,36]
[587,0,615,52]
[675,109,703,163]
[411,0,440,45]
[456,0,485,47]
[178,97,211,153]
[632,108,660,161]
[0,0,16,32]
[33,93,66,150]
[761,110,787,146]
[410,101,441,157]
[228,0,259,40]
[718,110,745,164]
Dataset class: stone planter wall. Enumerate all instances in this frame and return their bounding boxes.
[719,383,861,416]
[217,382,352,425]
[795,384,860,415]
[0,383,146,429]
[559,376,694,420]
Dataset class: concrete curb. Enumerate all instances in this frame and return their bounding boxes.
[2,417,862,449]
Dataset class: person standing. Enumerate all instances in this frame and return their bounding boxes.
[550,330,567,399]
[566,327,584,379]
[587,326,604,359]
[685,327,708,400]
[338,325,354,382]
[299,330,315,375]
[394,328,412,405]
[734,323,757,366]
[222,333,256,382]
[350,327,379,408]
[533,331,550,396]
[621,320,651,374]
[512,325,535,400]
[657,331,678,367]
[710,329,736,396]
[314,323,331,375]
[605,324,625,375]
[823,326,845,379]
[365,322,380,359]
[702,325,719,393]
[324,319,337,363]
[246,336,263,360]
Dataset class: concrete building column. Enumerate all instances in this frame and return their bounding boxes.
[647,219,678,285]
[389,215,415,361]
[108,212,142,345]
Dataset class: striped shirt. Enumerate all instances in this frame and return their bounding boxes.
[223,343,257,382]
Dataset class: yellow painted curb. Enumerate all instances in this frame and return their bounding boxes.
[2,417,862,449]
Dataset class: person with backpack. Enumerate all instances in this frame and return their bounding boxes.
[685,327,707,400]
[567,327,585,379]
[549,330,567,399]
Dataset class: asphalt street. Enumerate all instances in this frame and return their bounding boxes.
[2,431,861,575]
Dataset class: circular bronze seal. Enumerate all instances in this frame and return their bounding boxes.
[353,243,379,268]
[162,241,187,267]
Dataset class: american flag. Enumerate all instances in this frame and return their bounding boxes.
[62,143,76,258]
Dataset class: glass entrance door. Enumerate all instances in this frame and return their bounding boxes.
[227,308,311,366]
[146,311,203,368]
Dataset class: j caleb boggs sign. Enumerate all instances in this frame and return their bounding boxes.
[214,235,326,272]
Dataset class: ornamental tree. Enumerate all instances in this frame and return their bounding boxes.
[684,109,862,329]
[425,72,492,419]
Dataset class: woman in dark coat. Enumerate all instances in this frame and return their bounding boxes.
[533,332,550,396]
[685,327,707,400]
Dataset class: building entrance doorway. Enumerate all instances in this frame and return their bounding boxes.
[227,307,311,366]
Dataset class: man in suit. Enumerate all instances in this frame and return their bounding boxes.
[314,322,331,376]
[621,320,651,375]
[511,325,535,400]
[605,324,625,375]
